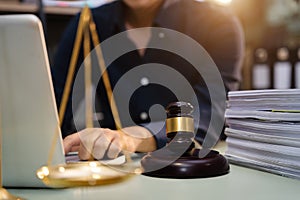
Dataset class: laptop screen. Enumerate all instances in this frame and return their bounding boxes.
[0,14,65,188]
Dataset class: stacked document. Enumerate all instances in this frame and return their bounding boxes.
[225,89,300,179]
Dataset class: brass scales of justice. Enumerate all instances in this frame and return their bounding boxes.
[35,5,140,188]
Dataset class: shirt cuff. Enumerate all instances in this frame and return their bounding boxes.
[140,121,167,149]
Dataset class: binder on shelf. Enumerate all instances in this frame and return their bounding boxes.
[273,47,292,89]
[295,48,300,89]
[252,64,270,89]
[252,48,271,89]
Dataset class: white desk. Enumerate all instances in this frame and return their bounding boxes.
[7,163,300,200]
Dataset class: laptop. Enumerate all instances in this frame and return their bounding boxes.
[0,14,66,188]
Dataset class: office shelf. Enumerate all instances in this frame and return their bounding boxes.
[0,1,80,15]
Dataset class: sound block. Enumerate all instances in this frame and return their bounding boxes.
[141,149,229,178]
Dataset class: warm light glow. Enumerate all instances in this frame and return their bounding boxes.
[58,167,66,173]
[89,162,98,168]
[214,0,232,5]
[37,167,49,179]
[36,171,44,179]
[91,167,102,173]
[92,174,102,179]
[42,167,50,176]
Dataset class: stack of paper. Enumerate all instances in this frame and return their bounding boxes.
[225,89,300,179]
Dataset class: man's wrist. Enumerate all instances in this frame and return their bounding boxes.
[120,126,157,153]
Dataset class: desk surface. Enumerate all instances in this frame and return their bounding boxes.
[8,162,300,200]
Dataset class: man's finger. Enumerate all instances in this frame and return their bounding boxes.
[63,133,81,154]
[107,137,122,159]
[92,133,112,160]
[78,128,101,160]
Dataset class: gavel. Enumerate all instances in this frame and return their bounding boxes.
[141,101,229,178]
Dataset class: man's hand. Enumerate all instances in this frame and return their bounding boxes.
[63,126,156,160]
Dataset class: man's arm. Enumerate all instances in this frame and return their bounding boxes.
[63,126,156,160]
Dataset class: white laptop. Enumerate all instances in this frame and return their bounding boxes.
[0,14,66,188]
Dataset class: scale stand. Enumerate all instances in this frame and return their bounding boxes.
[37,5,138,188]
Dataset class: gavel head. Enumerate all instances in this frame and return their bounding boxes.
[165,102,195,154]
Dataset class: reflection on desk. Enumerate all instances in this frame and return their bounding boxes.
[8,145,300,200]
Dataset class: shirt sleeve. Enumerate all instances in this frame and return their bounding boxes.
[140,121,168,149]
[184,2,245,143]
[202,6,245,92]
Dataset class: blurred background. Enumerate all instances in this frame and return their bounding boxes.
[1,0,300,90]
[229,0,300,90]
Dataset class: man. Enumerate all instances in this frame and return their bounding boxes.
[52,0,244,160]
